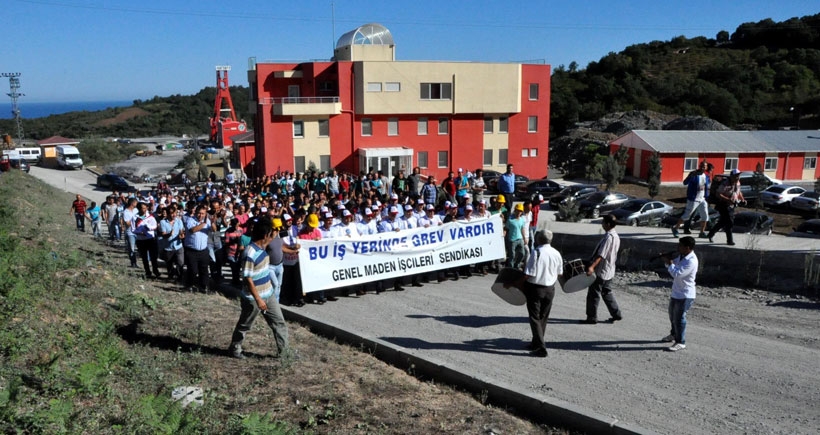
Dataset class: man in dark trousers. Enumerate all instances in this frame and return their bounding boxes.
[583,214,623,324]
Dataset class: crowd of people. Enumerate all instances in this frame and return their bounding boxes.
[71,161,700,358]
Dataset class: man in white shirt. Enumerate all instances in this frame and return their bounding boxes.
[662,236,699,352]
[512,229,562,357]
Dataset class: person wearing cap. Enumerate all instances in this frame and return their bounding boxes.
[583,214,623,324]
[421,175,438,207]
[504,203,527,269]
[706,169,744,246]
[333,209,360,239]
[491,194,508,218]
[297,212,327,303]
[228,217,292,360]
[412,198,425,219]
[319,212,336,238]
[418,204,443,228]
[356,207,379,235]
[672,160,711,239]
[378,206,406,291]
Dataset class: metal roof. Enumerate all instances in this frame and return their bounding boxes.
[613,130,820,153]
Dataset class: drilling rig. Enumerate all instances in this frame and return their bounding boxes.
[209,66,247,149]
[2,72,24,148]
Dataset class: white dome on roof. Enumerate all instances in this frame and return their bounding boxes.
[336,23,394,49]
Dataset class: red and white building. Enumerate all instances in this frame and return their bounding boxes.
[611,130,820,184]
[242,23,551,180]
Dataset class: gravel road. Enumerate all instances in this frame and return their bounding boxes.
[29,163,820,434]
[290,272,820,435]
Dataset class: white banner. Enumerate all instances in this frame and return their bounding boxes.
[297,214,506,292]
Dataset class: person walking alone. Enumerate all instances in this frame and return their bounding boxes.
[707,169,744,246]
[661,236,699,352]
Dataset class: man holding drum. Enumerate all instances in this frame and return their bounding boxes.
[508,229,562,357]
[583,214,623,324]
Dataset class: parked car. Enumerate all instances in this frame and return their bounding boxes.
[515,179,563,200]
[790,191,820,214]
[97,173,131,191]
[788,219,820,239]
[9,157,30,173]
[609,199,674,226]
[732,211,774,235]
[487,174,529,193]
[577,191,632,218]
[759,185,806,208]
[548,185,599,209]
[660,206,720,233]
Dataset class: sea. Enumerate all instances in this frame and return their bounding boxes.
[0,100,133,119]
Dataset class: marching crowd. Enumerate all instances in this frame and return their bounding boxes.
[69,161,701,358]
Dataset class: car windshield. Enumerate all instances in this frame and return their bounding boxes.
[766,186,786,193]
[801,192,820,199]
[586,192,606,202]
[620,201,644,212]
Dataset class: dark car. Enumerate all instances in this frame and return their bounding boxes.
[577,191,632,218]
[661,206,721,232]
[732,211,774,235]
[548,185,599,209]
[609,199,674,226]
[9,158,30,173]
[97,173,131,191]
[790,191,820,214]
[487,174,529,194]
[788,219,820,238]
[515,179,563,200]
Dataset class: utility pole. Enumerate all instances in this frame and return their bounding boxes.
[2,73,25,143]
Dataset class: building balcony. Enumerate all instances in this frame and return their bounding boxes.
[262,97,342,116]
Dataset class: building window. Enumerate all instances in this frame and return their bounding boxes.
[437,151,448,168]
[367,82,382,92]
[361,118,372,136]
[522,149,529,157]
[294,156,306,173]
[530,148,538,157]
[499,117,508,133]
[483,150,493,166]
[764,157,778,171]
[319,81,335,92]
[805,157,817,169]
[724,158,739,171]
[529,83,539,100]
[388,118,399,136]
[417,118,428,135]
[498,149,508,165]
[528,116,538,133]
[483,118,493,134]
[420,82,452,100]
[684,157,698,171]
[418,151,428,169]
[320,155,331,171]
[438,118,448,135]
[293,121,304,138]
[385,82,401,92]
[318,119,329,137]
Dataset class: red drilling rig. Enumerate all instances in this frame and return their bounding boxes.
[209,65,247,149]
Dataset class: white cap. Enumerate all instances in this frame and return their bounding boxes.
[364,208,373,216]
[444,201,452,208]
[320,206,329,213]
[426,204,435,211]
[404,204,413,211]
[390,193,398,199]
[342,209,352,217]
[260,207,268,213]
[324,212,333,219]
[375,200,382,206]
[464,193,471,198]
[371,205,380,211]
[417,199,424,204]
[336,204,345,210]
[389,206,399,214]
[479,199,488,205]
[283,213,292,221]
[458,168,463,172]
[537,194,544,201]
[465,204,473,211]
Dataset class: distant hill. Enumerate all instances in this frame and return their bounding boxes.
[549,13,820,137]
[0,86,251,140]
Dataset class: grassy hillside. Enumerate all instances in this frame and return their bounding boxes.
[0,170,557,434]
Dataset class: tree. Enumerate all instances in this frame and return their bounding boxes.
[716,30,730,44]
[602,145,629,190]
[647,152,662,198]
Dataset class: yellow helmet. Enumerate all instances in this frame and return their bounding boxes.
[307,214,319,228]
[272,218,283,230]
[496,194,506,204]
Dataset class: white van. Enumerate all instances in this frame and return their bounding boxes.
[56,145,84,170]
[15,147,42,163]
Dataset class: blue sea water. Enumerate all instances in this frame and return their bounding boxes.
[0,100,133,119]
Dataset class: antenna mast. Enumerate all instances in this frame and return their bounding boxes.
[2,73,25,143]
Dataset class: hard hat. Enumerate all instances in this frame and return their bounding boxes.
[307,214,319,228]
[514,203,524,211]
[272,218,283,229]
[497,194,506,203]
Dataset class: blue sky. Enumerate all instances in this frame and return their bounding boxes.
[4,0,818,102]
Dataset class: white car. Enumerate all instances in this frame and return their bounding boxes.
[759,185,806,207]
[790,191,819,213]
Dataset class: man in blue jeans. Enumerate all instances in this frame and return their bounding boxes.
[662,236,698,352]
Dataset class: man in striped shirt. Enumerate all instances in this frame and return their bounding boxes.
[228,218,291,360]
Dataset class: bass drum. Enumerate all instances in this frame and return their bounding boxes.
[559,259,596,293]
[491,267,527,306]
